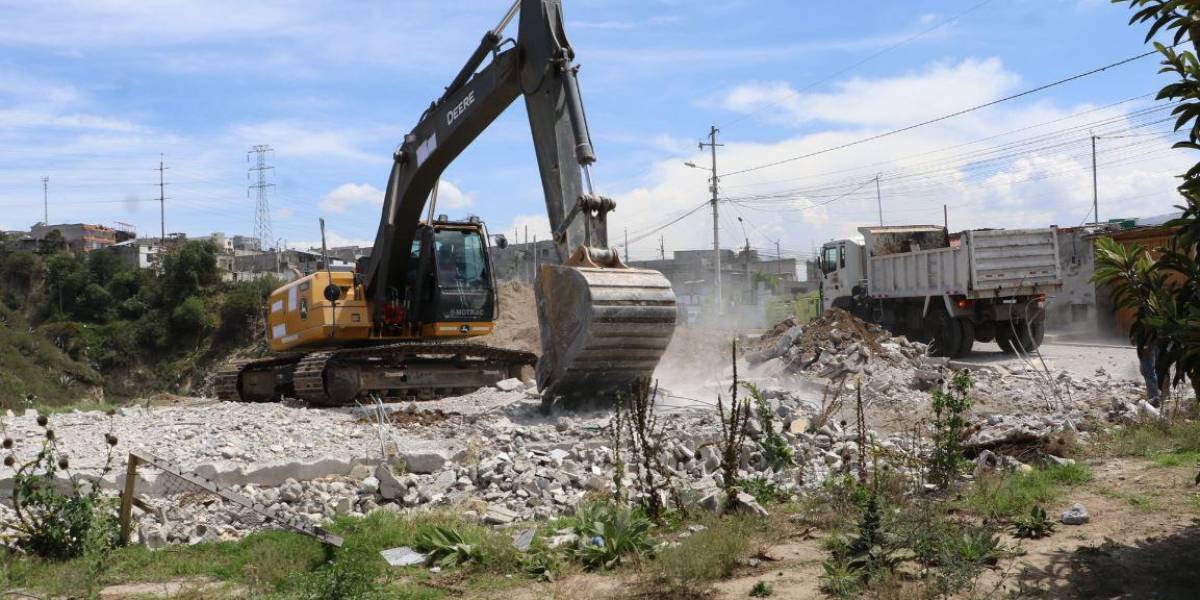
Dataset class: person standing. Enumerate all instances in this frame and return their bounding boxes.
[1137,340,1162,407]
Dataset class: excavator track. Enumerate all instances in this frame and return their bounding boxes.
[214,359,253,402]
[293,351,338,405]
[224,341,536,406]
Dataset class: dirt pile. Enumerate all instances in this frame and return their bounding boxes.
[477,280,540,355]
[747,308,932,386]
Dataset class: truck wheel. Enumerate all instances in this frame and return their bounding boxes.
[924,309,961,357]
[956,318,975,357]
[974,321,996,344]
[996,332,1016,354]
[1029,319,1045,349]
[1012,320,1045,352]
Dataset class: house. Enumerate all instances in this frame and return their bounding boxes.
[30,223,117,252]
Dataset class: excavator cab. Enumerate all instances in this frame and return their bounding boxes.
[405,219,497,338]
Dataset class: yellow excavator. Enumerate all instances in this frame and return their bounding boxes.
[215,0,677,409]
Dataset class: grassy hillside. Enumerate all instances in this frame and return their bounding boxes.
[0,240,275,408]
[0,303,103,406]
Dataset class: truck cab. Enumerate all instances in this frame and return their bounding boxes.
[819,239,866,311]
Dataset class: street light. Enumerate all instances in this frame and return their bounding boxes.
[683,161,699,169]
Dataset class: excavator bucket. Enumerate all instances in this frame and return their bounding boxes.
[535,263,677,407]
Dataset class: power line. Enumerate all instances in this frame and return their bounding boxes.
[720,45,1178,178]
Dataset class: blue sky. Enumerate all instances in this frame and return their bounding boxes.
[0,0,1189,261]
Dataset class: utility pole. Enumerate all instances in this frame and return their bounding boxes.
[775,239,782,278]
[874,174,883,226]
[157,155,168,241]
[624,227,629,262]
[737,216,754,305]
[533,235,538,278]
[659,235,665,260]
[40,176,48,224]
[943,204,948,230]
[699,125,724,315]
[248,145,275,247]
[1091,133,1099,224]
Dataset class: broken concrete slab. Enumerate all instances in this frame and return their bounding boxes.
[495,378,524,392]
[375,464,407,500]
[380,546,427,567]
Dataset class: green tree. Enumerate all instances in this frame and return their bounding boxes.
[37,229,66,255]
[158,241,220,305]
[73,283,113,322]
[170,296,213,337]
[86,248,127,287]
[42,252,88,317]
[1,251,40,301]
[1103,1,1200,400]
[218,277,277,343]
[105,269,142,302]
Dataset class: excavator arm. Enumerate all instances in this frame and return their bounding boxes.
[364,0,676,405]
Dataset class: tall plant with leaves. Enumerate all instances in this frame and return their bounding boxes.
[928,370,974,489]
[1104,0,1200,400]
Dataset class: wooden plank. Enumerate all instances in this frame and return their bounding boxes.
[118,453,140,545]
[128,449,343,547]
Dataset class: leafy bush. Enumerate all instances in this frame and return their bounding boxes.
[4,415,119,560]
[1009,505,1056,539]
[738,477,786,505]
[218,278,276,342]
[74,283,112,322]
[170,296,213,336]
[943,525,1005,566]
[570,501,655,570]
[750,580,773,597]
[414,524,484,568]
[743,382,793,470]
[291,560,381,600]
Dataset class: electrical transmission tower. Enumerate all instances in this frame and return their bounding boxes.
[247,145,275,247]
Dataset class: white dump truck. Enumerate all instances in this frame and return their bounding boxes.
[818,225,1062,357]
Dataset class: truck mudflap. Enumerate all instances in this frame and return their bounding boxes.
[535,259,677,408]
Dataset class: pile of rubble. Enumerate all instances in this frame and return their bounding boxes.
[113,387,932,546]
[746,309,942,398]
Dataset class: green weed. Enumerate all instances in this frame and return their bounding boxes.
[960,463,1093,520]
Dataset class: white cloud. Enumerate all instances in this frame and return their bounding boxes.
[319,183,383,213]
[229,120,387,165]
[318,180,473,214]
[499,214,553,244]
[722,58,1021,129]
[288,230,374,251]
[436,181,474,210]
[604,57,1190,260]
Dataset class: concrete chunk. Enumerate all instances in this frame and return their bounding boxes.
[495,378,524,392]
[380,546,427,567]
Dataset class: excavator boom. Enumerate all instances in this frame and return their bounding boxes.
[363,0,676,406]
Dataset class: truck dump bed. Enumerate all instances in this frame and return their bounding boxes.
[862,226,1061,299]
